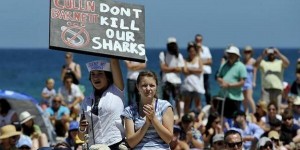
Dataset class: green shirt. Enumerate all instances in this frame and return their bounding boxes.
[217,60,247,101]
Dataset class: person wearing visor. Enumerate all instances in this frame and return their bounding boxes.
[255,47,290,109]
[78,59,125,149]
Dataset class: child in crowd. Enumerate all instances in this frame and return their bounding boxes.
[41,78,56,110]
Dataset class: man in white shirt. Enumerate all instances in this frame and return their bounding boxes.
[195,34,213,105]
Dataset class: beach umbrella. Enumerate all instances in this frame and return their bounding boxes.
[0,90,56,145]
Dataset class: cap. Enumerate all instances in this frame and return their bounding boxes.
[181,114,194,123]
[19,111,35,124]
[213,134,224,143]
[267,48,275,54]
[16,135,32,148]
[257,137,272,149]
[293,96,300,105]
[167,37,177,44]
[86,60,111,72]
[226,46,240,57]
[268,130,280,140]
[244,45,253,51]
[69,121,79,131]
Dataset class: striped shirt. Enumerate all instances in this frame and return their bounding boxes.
[122,99,172,150]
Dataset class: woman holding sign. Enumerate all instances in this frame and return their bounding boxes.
[121,71,174,149]
[78,58,126,149]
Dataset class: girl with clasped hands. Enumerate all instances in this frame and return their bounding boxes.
[121,71,174,149]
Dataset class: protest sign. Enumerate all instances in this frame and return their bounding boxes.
[49,0,145,62]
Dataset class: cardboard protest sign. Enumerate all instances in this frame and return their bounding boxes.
[49,0,145,62]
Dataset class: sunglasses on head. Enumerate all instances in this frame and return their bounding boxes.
[226,141,242,148]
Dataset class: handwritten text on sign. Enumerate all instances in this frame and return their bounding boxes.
[50,0,145,61]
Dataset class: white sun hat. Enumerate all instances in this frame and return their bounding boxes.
[226,46,240,57]
[167,37,177,44]
[19,111,35,124]
[86,60,111,72]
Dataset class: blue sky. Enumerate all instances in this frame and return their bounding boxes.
[1,0,300,49]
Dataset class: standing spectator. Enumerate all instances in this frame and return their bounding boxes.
[45,95,70,137]
[61,52,81,85]
[231,111,264,150]
[179,114,204,149]
[41,78,56,110]
[242,46,257,114]
[181,42,204,114]
[255,47,290,108]
[124,59,147,106]
[79,59,125,149]
[0,125,21,150]
[122,71,174,149]
[212,134,225,150]
[0,98,18,128]
[159,37,184,119]
[216,45,247,119]
[58,75,84,120]
[224,129,243,150]
[291,66,300,96]
[19,111,48,149]
[195,34,213,105]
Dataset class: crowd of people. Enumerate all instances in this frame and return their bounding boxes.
[0,34,300,150]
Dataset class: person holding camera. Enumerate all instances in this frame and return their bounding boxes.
[255,47,290,108]
[61,52,82,85]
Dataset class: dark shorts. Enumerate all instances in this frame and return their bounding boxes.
[162,82,181,101]
[215,97,241,119]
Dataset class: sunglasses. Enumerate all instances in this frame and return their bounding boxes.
[270,138,279,143]
[19,146,31,150]
[53,100,61,103]
[283,117,293,121]
[226,141,242,148]
[214,141,224,146]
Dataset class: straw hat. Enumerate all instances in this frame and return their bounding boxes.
[257,100,267,113]
[19,111,35,124]
[0,125,21,139]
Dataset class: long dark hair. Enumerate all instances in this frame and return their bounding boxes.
[205,111,220,134]
[89,71,113,97]
[0,99,12,114]
[22,120,35,136]
[167,43,179,58]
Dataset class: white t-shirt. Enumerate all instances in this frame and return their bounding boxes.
[41,87,56,101]
[199,45,212,74]
[81,84,125,147]
[159,51,184,84]
[126,57,147,80]
[58,83,83,104]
